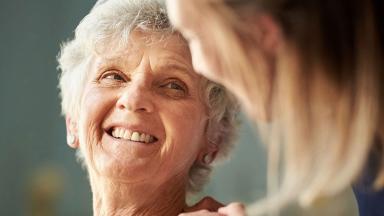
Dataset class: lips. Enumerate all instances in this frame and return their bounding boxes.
[107,127,158,144]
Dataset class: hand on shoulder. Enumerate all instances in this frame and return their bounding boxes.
[180,198,245,216]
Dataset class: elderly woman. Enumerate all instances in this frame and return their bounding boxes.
[57,0,238,215]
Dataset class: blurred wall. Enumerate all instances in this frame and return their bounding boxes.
[0,0,357,215]
[0,0,95,215]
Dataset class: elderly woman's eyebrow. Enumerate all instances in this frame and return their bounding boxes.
[94,56,138,71]
[94,60,197,84]
[156,63,197,79]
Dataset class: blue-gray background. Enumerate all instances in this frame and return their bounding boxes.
[0,0,357,215]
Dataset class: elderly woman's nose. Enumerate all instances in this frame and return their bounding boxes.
[116,80,155,113]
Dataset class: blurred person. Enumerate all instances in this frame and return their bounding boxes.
[167,0,384,215]
[57,0,239,215]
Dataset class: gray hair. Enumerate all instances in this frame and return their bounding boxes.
[58,0,239,193]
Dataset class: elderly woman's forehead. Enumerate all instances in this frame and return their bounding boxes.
[95,30,188,54]
[126,30,186,45]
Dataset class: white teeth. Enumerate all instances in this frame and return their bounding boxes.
[117,128,124,138]
[140,133,146,142]
[123,130,131,140]
[131,132,141,142]
[112,129,117,138]
[111,128,156,143]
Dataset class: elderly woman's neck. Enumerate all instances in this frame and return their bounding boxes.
[89,175,187,216]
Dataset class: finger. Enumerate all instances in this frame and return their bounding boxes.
[185,196,224,212]
[218,202,246,216]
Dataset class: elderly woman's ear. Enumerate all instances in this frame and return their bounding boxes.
[65,116,79,148]
[198,142,218,165]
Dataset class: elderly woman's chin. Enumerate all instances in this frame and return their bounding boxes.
[93,148,160,183]
[79,134,170,183]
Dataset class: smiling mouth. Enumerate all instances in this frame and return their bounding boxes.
[107,127,158,144]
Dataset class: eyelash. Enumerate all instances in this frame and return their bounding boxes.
[160,79,189,99]
[98,71,189,97]
[161,80,186,91]
[100,71,127,82]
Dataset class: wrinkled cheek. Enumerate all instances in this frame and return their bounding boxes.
[78,90,105,173]
[159,124,201,176]
[159,139,191,177]
[178,116,206,161]
[78,114,103,173]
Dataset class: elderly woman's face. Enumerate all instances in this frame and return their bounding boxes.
[78,31,208,184]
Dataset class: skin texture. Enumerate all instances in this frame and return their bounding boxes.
[67,31,216,216]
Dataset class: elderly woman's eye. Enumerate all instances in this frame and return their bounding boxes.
[160,80,188,98]
[164,82,184,91]
[99,71,128,83]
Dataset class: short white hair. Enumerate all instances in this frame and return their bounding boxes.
[58,0,239,193]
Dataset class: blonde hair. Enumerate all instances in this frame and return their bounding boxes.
[183,0,384,213]
[57,0,239,193]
